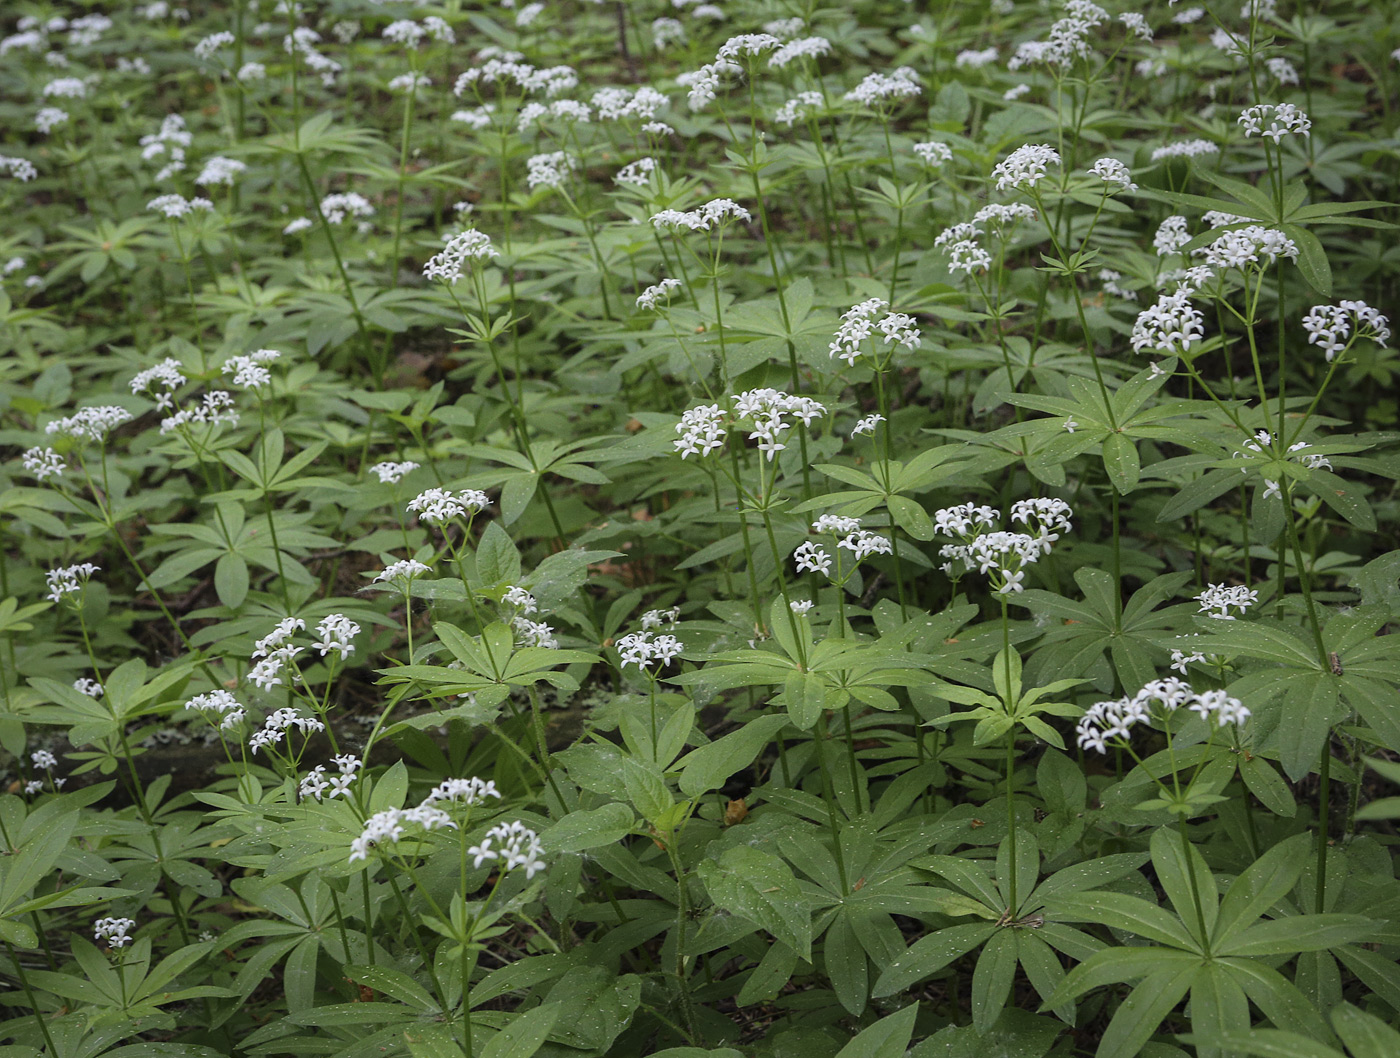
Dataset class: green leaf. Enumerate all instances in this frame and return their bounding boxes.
[872,922,999,996]
[1211,833,1309,948]
[544,803,635,853]
[476,522,522,588]
[1096,966,1197,1058]
[1150,826,1217,945]
[833,1002,918,1058]
[1102,432,1140,494]
[677,714,788,797]
[480,1003,560,1058]
[971,929,1018,1033]
[1219,915,1372,957]
[1332,1002,1400,1058]
[699,847,812,960]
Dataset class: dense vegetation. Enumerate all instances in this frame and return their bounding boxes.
[2,0,1400,1056]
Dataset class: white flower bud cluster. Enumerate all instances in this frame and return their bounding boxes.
[680,59,741,110]
[674,404,726,459]
[369,461,421,484]
[454,60,577,98]
[375,559,432,585]
[32,750,58,770]
[159,392,238,435]
[1150,139,1219,162]
[935,500,1071,594]
[1,156,39,182]
[315,614,360,659]
[1153,216,1190,256]
[1087,157,1137,192]
[73,677,103,697]
[640,606,681,630]
[130,358,187,410]
[319,193,374,225]
[912,141,953,167]
[1301,301,1390,362]
[46,406,133,442]
[591,86,668,121]
[196,156,246,186]
[774,90,823,126]
[248,617,306,692]
[407,488,491,525]
[148,193,214,218]
[94,917,136,949]
[1076,677,1250,753]
[248,707,325,754]
[422,776,501,808]
[770,36,830,68]
[423,228,499,283]
[186,688,246,731]
[615,157,658,187]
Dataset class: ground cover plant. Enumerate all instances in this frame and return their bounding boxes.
[2,0,1400,1055]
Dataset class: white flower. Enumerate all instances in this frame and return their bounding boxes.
[717,33,781,61]
[423,229,498,283]
[349,805,456,863]
[843,67,921,107]
[94,917,136,949]
[956,47,998,68]
[640,607,680,630]
[34,107,69,134]
[838,529,893,562]
[794,541,833,576]
[1004,84,1031,101]
[388,73,432,94]
[1238,103,1311,142]
[769,36,831,68]
[1174,7,1205,24]
[370,460,421,484]
[32,750,58,770]
[407,488,490,525]
[1154,215,1191,256]
[652,17,685,49]
[451,105,496,129]
[1197,226,1298,271]
[674,403,727,458]
[45,563,100,603]
[775,90,824,126]
[1,155,38,182]
[282,217,312,235]
[186,688,243,719]
[1119,12,1152,39]
[851,413,885,438]
[947,239,992,275]
[789,599,814,615]
[249,707,325,754]
[42,76,89,99]
[1087,157,1136,192]
[636,277,681,311]
[73,677,103,697]
[1301,301,1391,362]
[421,776,501,808]
[237,61,266,82]
[320,193,374,225]
[221,348,280,389]
[617,630,684,670]
[1063,418,1078,433]
[1132,289,1206,354]
[502,586,538,614]
[913,141,953,167]
[21,446,65,480]
[992,144,1061,192]
[194,31,234,60]
[148,194,214,219]
[46,406,132,442]
[526,151,575,190]
[1266,57,1299,85]
[1150,138,1219,162]
[375,559,432,584]
[315,614,360,659]
[615,157,658,187]
[1195,582,1258,620]
[466,820,546,878]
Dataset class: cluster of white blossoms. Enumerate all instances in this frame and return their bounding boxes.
[1009,2,1106,70]
[407,487,491,525]
[517,99,592,131]
[221,348,280,390]
[913,140,953,167]
[248,617,306,692]
[770,35,831,68]
[388,73,431,95]
[616,629,685,670]
[130,358,186,410]
[679,58,741,110]
[650,198,752,233]
[369,460,420,484]
[319,192,374,225]
[1076,678,1250,754]
[348,804,455,863]
[0,155,39,182]
[774,90,824,126]
[45,406,131,443]
[955,47,998,68]
[1301,301,1391,362]
[45,563,100,603]
[94,917,136,950]
[501,586,558,649]
[934,499,1072,594]
[73,677,103,697]
[248,707,325,754]
[451,104,496,129]
[674,404,726,459]
[468,820,546,878]
[186,688,246,731]
[796,516,893,578]
[422,776,501,808]
[374,558,432,585]
[843,66,921,106]
[159,391,239,436]
[35,107,69,134]
[640,606,681,630]
[992,144,1061,193]
[1197,226,1299,271]
[615,156,658,187]
[1238,103,1312,142]
[148,193,214,219]
[636,277,681,311]
[195,156,246,187]
[851,413,885,438]
[315,614,360,659]
[453,59,578,98]
[1196,582,1259,620]
[299,754,362,801]
[732,388,826,461]
[829,298,922,367]
[591,85,668,121]
[1131,287,1206,355]
[282,27,341,86]
[32,750,58,770]
[1087,157,1137,192]
[1153,215,1190,256]
[1150,138,1220,163]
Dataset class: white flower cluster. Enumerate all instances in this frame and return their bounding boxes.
[73,677,103,697]
[159,392,238,435]
[20,445,64,481]
[674,404,726,459]
[388,73,431,94]
[221,348,280,390]
[1119,12,1153,39]
[45,563,100,603]
[636,277,682,311]
[94,917,136,950]
[248,707,324,754]
[35,107,68,134]
[422,776,501,808]
[148,193,214,219]
[32,750,58,770]
[423,229,498,283]
[843,66,920,106]
[454,60,577,98]
[591,86,668,121]
[193,30,233,59]
[1131,288,1206,355]
[139,114,192,181]
[299,754,362,801]
[130,358,186,409]
[794,541,833,575]
[913,141,953,167]
[680,59,741,110]
[716,33,780,61]
[1238,103,1311,142]
[526,151,576,190]
[851,413,885,438]
[774,90,823,126]
[797,516,892,576]
[640,606,681,630]
[370,460,420,484]
[1076,678,1250,753]
[315,614,360,659]
[248,617,306,692]
[1195,582,1258,620]
[770,36,830,68]
[451,105,496,129]
[1301,301,1391,362]
[407,488,491,525]
[499,586,558,648]
[0,156,39,182]
[956,47,998,68]
[1197,226,1298,271]
[615,157,658,187]
[375,559,432,585]
[283,27,341,87]
[992,144,1061,192]
[517,99,592,130]
[1008,4,1106,70]
[186,688,246,731]
[1151,139,1219,162]
[348,804,456,863]
[1153,215,1190,256]
[46,405,132,443]
[732,388,825,461]
[319,193,374,225]
[616,629,684,670]
[196,156,246,187]
[935,499,1071,594]
[650,198,752,232]
[839,528,895,562]
[828,298,921,367]
[1087,157,1137,192]
[1266,57,1299,86]
[467,820,546,878]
